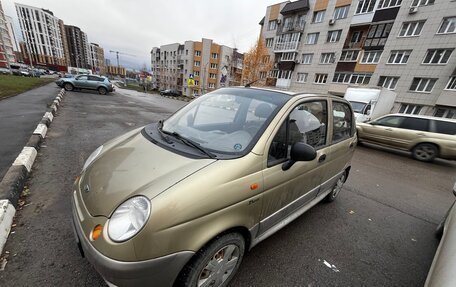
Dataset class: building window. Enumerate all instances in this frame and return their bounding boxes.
[445,76,456,90]
[195,50,201,56]
[194,61,200,67]
[327,30,342,42]
[409,78,437,92]
[208,83,215,89]
[434,107,456,119]
[266,38,274,48]
[314,73,328,84]
[356,0,376,14]
[211,53,218,59]
[301,53,313,64]
[278,70,292,79]
[186,49,188,55]
[306,32,319,44]
[297,73,308,83]
[360,51,382,64]
[194,71,200,76]
[210,63,218,69]
[399,21,425,37]
[195,80,200,86]
[377,0,402,9]
[411,0,434,6]
[365,23,393,47]
[378,76,399,90]
[340,50,360,62]
[422,49,453,64]
[320,53,336,64]
[350,73,371,85]
[399,104,422,115]
[437,17,456,34]
[259,71,267,79]
[313,10,325,23]
[268,20,277,30]
[334,5,350,20]
[333,73,351,83]
[209,73,216,79]
[298,15,306,29]
[281,52,296,61]
[387,50,411,64]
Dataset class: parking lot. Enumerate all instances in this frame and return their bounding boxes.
[0,88,455,287]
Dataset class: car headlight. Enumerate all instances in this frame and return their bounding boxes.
[108,196,151,242]
[82,145,103,171]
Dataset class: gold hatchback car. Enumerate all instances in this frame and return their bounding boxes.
[357,114,456,162]
[71,87,356,287]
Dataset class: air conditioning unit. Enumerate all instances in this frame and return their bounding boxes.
[329,19,335,25]
[409,7,418,14]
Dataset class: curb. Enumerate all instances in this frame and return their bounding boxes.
[0,88,66,255]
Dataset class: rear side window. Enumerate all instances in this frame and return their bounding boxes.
[400,117,429,132]
[375,116,404,127]
[332,101,353,142]
[434,120,456,135]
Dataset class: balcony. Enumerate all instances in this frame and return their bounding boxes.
[274,41,299,53]
[276,78,291,89]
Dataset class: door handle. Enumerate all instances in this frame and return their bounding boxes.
[384,128,393,131]
[318,154,326,163]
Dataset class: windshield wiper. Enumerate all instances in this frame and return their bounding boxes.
[164,130,216,159]
[157,120,173,144]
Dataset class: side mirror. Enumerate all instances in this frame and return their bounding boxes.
[366,110,371,116]
[282,142,317,171]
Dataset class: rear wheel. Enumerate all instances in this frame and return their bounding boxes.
[64,83,74,91]
[412,143,438,162]
[98,87,107,95]
[175,233,245,287]
[325,172,346,202]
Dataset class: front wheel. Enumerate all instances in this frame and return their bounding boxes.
[98,87,107,95]
[175,233,245,287]
[325,172,346,202]
[64,83,74,91]
[412,143,438,162]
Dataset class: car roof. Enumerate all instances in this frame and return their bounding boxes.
[245,86,347,101]
[385,113,456,123]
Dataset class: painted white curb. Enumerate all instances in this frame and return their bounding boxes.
[12,147,37,173]
[0,200,15,255]
[44,112,54,122]
[51,104,57,113]
[33,123,48,138]
[53,99,60,106]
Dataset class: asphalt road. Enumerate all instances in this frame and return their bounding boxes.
[0,83,60,180]
[0,88,455,287]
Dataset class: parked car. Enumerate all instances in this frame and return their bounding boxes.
[160,88,182,96]
[72,87,356,286]
[55,74,74,87]
[357,114,456,162]
[0,67,12,75]
[425,181,456,287]
[61,74,114,95]
[11,68,30,77]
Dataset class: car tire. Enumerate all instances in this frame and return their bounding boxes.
[98,87,107,95]
[64,83,74,91]
[412,143,438,162]
[175,233,245,287]
[324,171,347,203]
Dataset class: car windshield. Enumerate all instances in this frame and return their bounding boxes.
[348,101,367,113]
[161,88,290,155]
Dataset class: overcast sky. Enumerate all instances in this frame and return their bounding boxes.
[2,0,280,70]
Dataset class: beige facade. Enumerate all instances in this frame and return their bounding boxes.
[151,38,243,97]
[260,0,456,118]
[0,2,15,68]
[88,43,105,74]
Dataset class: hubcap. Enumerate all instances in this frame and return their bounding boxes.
[415,145,435,160]
[332,174,345,198]
[197,244,240,287]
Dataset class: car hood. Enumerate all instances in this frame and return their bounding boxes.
[79,129,216,217]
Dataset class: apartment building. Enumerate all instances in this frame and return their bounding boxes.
[0,2,16,68]
[65,25,89,69]
[15,3,67,69]
[151,38,243,97]
[88,43,105,74]
[260,0,456,118]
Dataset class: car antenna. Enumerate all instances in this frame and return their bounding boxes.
[245,79,260,88]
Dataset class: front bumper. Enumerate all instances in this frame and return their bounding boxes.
[71,194,194,287]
